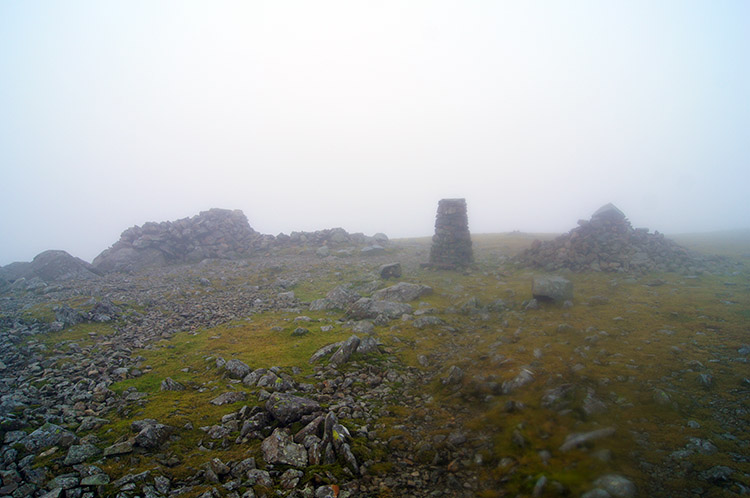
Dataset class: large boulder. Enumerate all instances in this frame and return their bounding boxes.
[329,335,361,366]
[22,423,78,452]
[372,282,432,302]
[0,250,99,283]
[261,428,308,468]
[346,298,412,320]
[532,276,573,303]
[265,393,321,425]
[132,419,173,449]
[223,359,251,379]
[309,285,361,311]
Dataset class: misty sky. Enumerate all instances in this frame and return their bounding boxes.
[1,1,749,265]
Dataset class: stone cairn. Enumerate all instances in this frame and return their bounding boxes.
[428,198,474,269]
[515,203,719,273]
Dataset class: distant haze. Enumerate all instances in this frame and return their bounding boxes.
[1,1,749,265]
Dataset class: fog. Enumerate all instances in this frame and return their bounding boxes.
[1,1,749,265]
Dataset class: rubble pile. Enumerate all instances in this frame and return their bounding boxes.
[516,203,716,273]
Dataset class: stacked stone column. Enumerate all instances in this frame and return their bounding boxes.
[429,198,474,269]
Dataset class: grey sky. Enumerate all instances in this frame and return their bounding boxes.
[1,1,748,265]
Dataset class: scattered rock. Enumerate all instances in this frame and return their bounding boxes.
[379,262,402,279]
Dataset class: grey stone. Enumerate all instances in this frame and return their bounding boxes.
[356,336,381,355]
[443,365,464,385]
[134,422,173,449]
[242,368,267,386]
[160,377,185,391]
[103,441,133,456]
[47,475,79,490]
[372,282,432,302]
[246,469,272,487]
[700,465,734,483]
[210,391,247,406]
[502,368,535,394]
[22,423,77,452]
[80,474,110,486]
[361,245,385,255]
[329,335,361,366]
[592,474,636,498]
[224,359,251,379]
[532,275,573,303]
[309,343,341,364]
[346,298,412,320]
[379,262,402,279]
[560,428,616,452]
[581,490,612,498]
[261,429,308,468]
[413,315,445,329]
[266,393,321,425]
[279,468,303,489]
[63,444,101,465]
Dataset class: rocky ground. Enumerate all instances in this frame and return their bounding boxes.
[1,236,749,498]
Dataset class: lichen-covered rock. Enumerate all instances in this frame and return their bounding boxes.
[132,420,173,449]
[209,391,247,406]
[265,393,321,425]
[63,443,101,465]
[160,377,185,391]
[329,335,361,366]
[261,428,308,468]
[22,423,78,452]
[223,359,251,379]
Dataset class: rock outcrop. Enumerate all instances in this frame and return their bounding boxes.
[516,203,702,273]
[429,198,473,269]
[92,209,265,272]
[0,250,100,283]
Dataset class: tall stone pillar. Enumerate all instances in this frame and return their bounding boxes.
[429,198,473,269]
